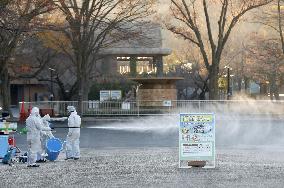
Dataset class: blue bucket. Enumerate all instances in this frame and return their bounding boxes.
[0,135,9,158]
[46,138,63,161]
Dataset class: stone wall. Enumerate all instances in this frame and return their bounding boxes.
[137,88,177,106]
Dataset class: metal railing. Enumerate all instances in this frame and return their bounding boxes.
[19,100,284,116]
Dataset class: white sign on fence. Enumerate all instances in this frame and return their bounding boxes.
[111,90,122,100]
[100,90,121,101]
[163,100,172,107]
[100,90,111,101]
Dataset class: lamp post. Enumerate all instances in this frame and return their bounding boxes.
[225,66,233,100]
[48,68,56,101]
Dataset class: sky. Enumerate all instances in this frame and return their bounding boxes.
[156,0,273,55]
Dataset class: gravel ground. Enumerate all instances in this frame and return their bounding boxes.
[0,146,284,188]
[2,115,284,187]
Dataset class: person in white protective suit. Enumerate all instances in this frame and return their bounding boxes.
[37,114,54,162]
[65,106,81,160]
[26,107,51,167]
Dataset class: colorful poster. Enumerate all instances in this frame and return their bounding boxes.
[179,113,215,168]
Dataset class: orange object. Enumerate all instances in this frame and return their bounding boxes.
[8,136,15,147]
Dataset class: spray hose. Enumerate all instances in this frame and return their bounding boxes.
[16,126,81,135]
[50,127,81,129]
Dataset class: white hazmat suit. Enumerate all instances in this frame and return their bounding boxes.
[39,114,54,161]
[66,106,81,159]
[26,107,51,167]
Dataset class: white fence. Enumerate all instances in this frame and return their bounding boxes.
[19,100,284,116]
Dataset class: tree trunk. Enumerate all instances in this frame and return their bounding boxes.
[259,83,267,97]
[75,41,86,115]
[82,73,90,101]
[237,76,242,91]
[269,82,274,101]
[274,87,280,100]
[244,76,250,92]
[208,64,219,100]
[269,75,280,101]
[0,35,19,117]
[77,74,83,115]
[0,64,12,115]
[77,67,90,115]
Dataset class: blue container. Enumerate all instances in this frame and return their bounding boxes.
[0,135,8,158]
[46,138,63,161]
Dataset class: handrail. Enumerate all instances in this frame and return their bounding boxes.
[18,100,284,116]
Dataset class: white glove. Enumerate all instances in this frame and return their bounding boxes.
[67,132,72,137]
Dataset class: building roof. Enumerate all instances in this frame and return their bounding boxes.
[99,47,172,56]
[99,23,172,56]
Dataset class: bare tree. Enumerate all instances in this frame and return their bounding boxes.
[165,46,209,99]
[12,39,57,83]
[253,0,284,52]
[251,0,284,99]
[0,0,53,112]
[165,0,272,99]
[48,0,156,113]
[247,37,284,100]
